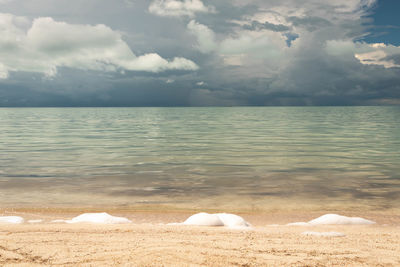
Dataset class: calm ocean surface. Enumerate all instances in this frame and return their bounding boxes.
[1,107,399,209]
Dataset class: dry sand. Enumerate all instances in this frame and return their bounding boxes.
[1,209,400,266]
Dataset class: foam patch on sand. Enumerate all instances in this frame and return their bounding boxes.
[287,214,375,226]
[308,214,375,225]
[217,213,251,228]
[183,213,224,226]
[67,213,132,224]
[182,213,250,228]
[302,231,346,237]
[0,216,24,224]
[51,213,131,224]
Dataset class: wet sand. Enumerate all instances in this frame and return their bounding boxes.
[1,208,400,266]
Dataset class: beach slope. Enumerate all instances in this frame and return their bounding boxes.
[1,211,399,266]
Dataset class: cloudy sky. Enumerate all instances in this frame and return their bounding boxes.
[0,0,399,106]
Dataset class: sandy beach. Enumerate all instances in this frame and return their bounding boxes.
[2,0,400,264]
[1,208,399,266]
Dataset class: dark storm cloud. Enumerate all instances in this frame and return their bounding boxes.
[243,21,290,32]
[0,0,400,106]
[287,16,332,31]
[385,54,400,65]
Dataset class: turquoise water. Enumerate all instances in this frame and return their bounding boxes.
[0,107,399,208]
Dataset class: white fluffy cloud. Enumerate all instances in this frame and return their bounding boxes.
[1,0,399,106]
[232,0,376,13]
[355,43,400,68]
[186,0,399,77]
[219,30,285,57]
[187,20,217,53]
[0,13,198,79]
[326,40,400,68]
[187,20,286,69]
[235,0,377,40]
[149,0,215,17]
[0,63,8,79]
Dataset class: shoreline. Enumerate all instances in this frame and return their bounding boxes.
[1,205,400,226]
[1,213,400,266]
[1,207,400,266]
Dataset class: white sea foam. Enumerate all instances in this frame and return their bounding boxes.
[302,231,346,237]
[183,213,224,226]
[308,214,375,225]
[66,212,132,224]
[182,212,250,228]
[0,216,24,224]
[216,213,251,228]
[287,214,375,226]
[28,219,43,224]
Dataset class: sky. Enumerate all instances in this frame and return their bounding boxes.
[0,0,399,106]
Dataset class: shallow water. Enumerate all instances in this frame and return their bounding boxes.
[1,107,399,209]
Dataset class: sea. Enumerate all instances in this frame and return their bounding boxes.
[1,106,399,210]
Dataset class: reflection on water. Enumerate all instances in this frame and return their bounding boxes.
[0,107,399,209]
